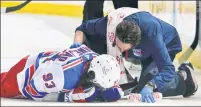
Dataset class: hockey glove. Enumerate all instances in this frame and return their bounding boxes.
[70,43,82,49]
[100,85,124,102]
[140,83,155,103]
[58,86,101,102]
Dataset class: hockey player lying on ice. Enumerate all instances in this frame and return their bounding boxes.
[1,45,126,102]
[72,7,198,103]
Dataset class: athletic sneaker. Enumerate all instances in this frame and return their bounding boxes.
[178,62,198,97]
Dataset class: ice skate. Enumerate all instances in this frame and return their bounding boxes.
[178,62,198,97]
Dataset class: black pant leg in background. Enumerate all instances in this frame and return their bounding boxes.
[112,0,138,9]
[82,0,104,23]
[82,0,107,54]
[82,0,138,23]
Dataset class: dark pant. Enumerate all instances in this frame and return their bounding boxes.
[137,53,186,97]
[112,0,138,9]
[82,0,138,23]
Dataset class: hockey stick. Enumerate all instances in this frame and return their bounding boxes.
[178,1,200,64]
[1,0,31,14]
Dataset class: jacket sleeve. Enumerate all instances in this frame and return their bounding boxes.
[148,24,176,92]
[75,16,108,39]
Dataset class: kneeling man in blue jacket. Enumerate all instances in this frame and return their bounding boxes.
[71,7,198,103]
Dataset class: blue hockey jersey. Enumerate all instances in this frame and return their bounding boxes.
[16,45,98,101]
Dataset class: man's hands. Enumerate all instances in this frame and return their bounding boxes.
[140,84,155,103]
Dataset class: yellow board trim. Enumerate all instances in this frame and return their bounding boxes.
[1,1,200,68]
[1,1,196,16]
[1,2,84,17]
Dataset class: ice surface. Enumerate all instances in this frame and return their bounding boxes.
[1,13,201,106]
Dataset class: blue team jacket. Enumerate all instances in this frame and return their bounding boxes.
[76,12,182,91]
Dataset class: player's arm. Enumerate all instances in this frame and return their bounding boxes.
[57,85,124,102]
[74,16,108,44]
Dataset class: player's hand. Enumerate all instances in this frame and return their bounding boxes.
[69,43,82,49]
[140,85,155,103]
[58,86,101,102]
[100,85,124,102]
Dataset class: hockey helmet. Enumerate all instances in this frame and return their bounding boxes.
[87,54,121,89]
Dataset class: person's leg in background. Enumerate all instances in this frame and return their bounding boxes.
[112,0,138,9]
[1,55,29,98]
[82,0,105,23]
[82,0,107,54]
